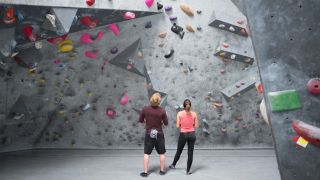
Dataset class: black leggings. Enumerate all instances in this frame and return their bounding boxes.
[172,132,196,172]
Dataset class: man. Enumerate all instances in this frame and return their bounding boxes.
[139,93,168,177]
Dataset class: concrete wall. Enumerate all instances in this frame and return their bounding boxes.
[0,0,273,152]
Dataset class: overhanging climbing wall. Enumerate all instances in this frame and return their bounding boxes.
[242,0,320,179]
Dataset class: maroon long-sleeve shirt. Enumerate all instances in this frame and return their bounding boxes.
[139,106,168,134]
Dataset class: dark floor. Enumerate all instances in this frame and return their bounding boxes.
[0,149,281,180]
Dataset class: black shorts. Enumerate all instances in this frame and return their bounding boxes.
[144,133,166,155]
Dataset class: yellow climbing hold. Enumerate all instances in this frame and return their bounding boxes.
[58,40,73,53]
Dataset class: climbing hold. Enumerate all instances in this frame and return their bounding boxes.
[58,40,73,52]
[164,5,172,12]
[171,23,185,39]
[84,49,99,59]
[197,26,202,31]
[80,31,104,44]
[240,28,247,35]
[145,21,152,28]
[244,58,252,63]
[110,47,118,54]
[180,3,194,17]
[158,43,164,47]
[81,16,98,28]
[186,24,195,32]
[138,51,143,57]
[54,59,61,65]
[158,32,167,38]
[236,19,245,25]
[230,54,236,59]
[106,108,116,119]
[46,14,56,27]
[220,69,226,74]
[218,24,225,28]
[145,0,154,8]
[108,23,120,36]
[222,42,229,48]
[123,12,136,20]
[292,120,320,147]
[213,103,223,108]
[169,15,177,21]
[202,127,210,135]
[86,0,95,6]
[164,49,174,58]
[229,26,235,31]
[22,25,36,42]
[35,42,42,49]
[82,103,91,111]
[3,7,16,24]
[120,92,129,106]
[157,2,163,10]
[307,78,320,94]
[221,128,227,133]
[197,10,202,14]
[47,34,68,44]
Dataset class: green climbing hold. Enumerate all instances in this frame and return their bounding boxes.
[267,89,302,112]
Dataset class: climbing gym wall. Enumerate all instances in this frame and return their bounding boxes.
[0,0,272,152]
[241,0,320,179]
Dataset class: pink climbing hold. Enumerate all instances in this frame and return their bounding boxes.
[123,12,136,20]
[119,92,129,106]
[80,33,93,44]
[84,49,99,59]
[80,31,104,44]
[108,24,120,36]
[127,64,133,70]
[236,19,245,25]
[95,31,104,41]
[81,16,98,28]
[54,59,61,65]
[22,25,36,42]
[106,108,116,119]
[145,0,154,8]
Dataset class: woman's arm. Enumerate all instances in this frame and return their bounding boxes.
[176,112,180,128]
[194,112,199,128]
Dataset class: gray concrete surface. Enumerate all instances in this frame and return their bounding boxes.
[0,0,272,152]
[242,0,320,179]
[0,149,281,180]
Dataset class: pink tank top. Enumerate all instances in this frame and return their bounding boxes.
[179,111,195,133]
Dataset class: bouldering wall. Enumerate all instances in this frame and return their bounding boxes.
[241,0,320,180]
[0,0,273,152]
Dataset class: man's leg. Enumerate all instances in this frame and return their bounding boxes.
[143,154,150,173]
[159,154,165,172]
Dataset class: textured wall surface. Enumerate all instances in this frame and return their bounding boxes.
[243,0,320,179]
[0,0,272,152]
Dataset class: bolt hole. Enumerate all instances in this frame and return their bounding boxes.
[270,15,274,18]
[299,5,302,8]
[308,27,312,31]
[290,38,293,41]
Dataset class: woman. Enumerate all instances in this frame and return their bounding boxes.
[138,93,168,177]
[169,99,199,175]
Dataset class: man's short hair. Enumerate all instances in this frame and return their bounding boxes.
[150,93,161,106]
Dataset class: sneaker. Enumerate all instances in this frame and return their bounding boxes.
[169,164,176,169]
[186,171,192,175]
[159,171,166,175]
[140,172,148,177]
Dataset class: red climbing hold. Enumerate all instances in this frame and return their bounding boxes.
[22,25,36,42]
[81,16,98,28]
[292,120,320,147]
[86,0,95,6]
[47,34,68,44]
[106,108,116,119]
[307,78,320,94]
